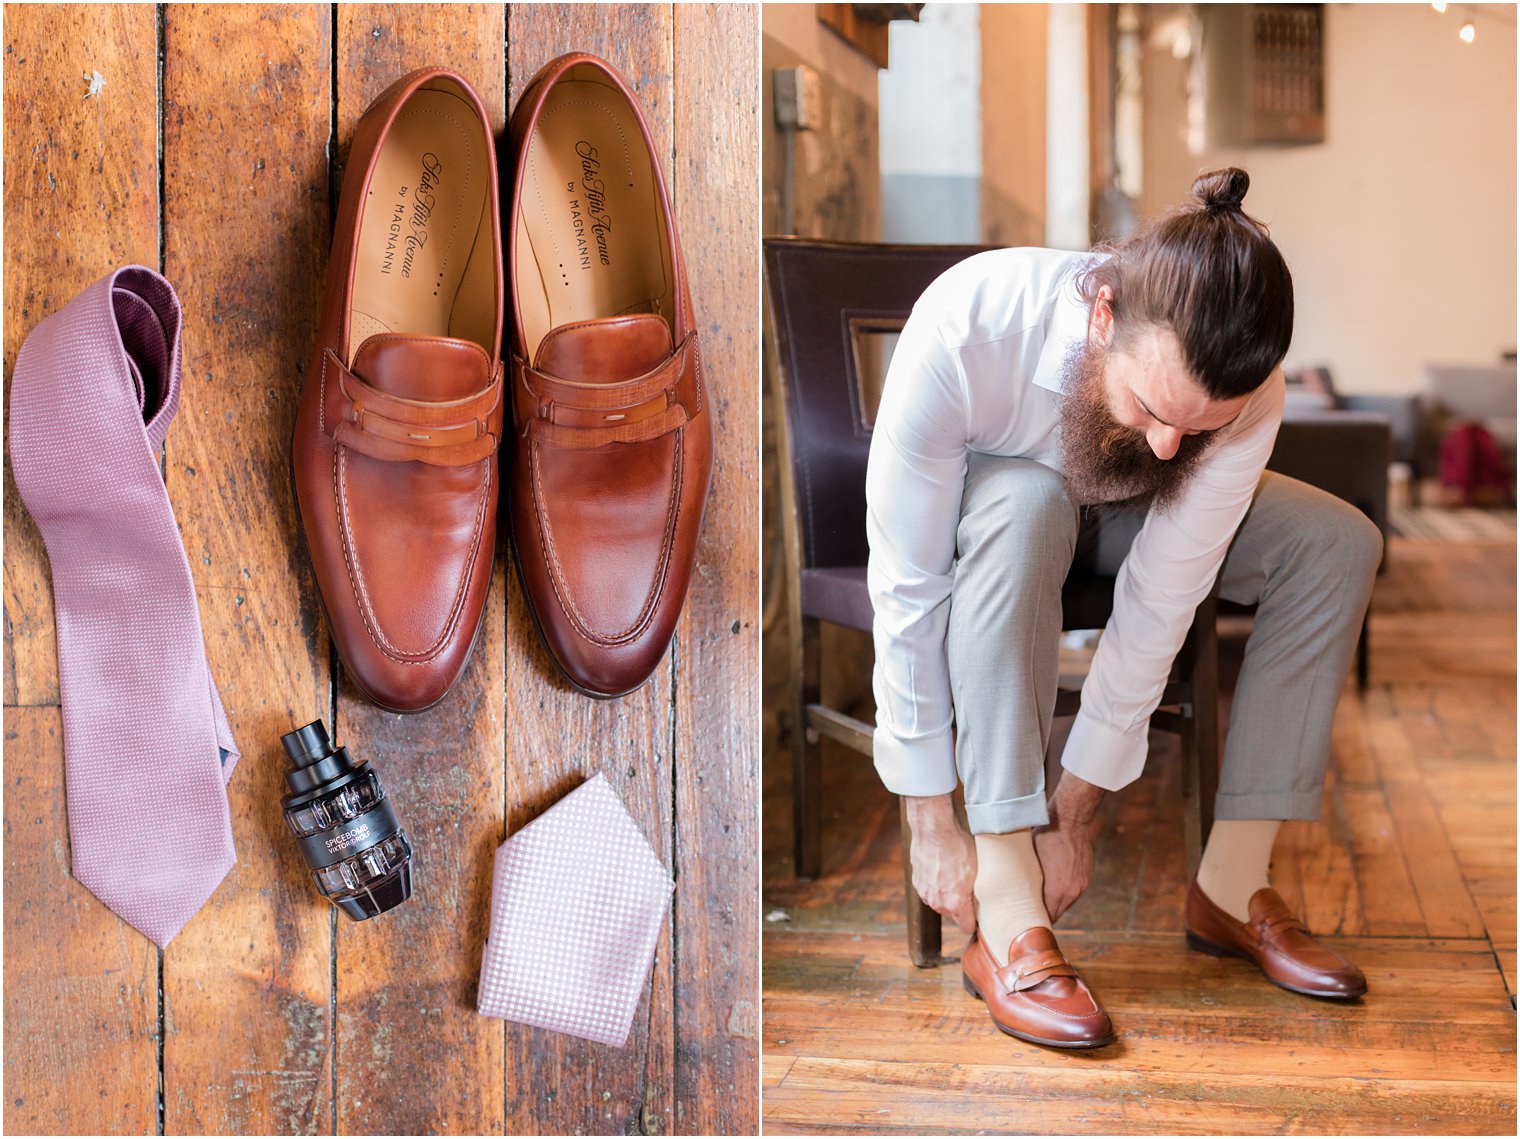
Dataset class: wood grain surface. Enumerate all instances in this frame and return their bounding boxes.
[2,8,162,1136]
[3,708,160,1135]
[671,6,762,1135]
[330,9,509,1135]
[2,5,760,1135]
[501,9,680,1134]
[3,3,160,707]
[159,6,336,1134]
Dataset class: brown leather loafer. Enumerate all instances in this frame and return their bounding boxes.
[506,52,712,698]
[1185,881,1368,999]
[961,927,1116,1049]
[293,68,503,712]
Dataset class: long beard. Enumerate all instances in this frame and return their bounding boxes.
[1056,340,1220,513]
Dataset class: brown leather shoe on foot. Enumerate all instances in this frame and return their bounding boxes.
[961,927,1116,1049]
[1185,881,1368,999]
[506,52,712,698]
[293,68,503,712]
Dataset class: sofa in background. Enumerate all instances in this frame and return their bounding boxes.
[1418,363,1518,492]
[1288,362,1518,504]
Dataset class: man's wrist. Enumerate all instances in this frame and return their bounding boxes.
[1049,773,1105,826]
[904,793,959,836]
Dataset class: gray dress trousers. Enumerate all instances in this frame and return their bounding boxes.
[946,454,1382,834]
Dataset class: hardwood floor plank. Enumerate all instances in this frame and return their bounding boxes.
[1328,687,1379,786]
[1432,686,1502,755]
[765,929,1514,1010]
[2,7,162,1131]
[1378,778,1486,939]
[1339,782,1426,936]
[327,7,507,1135]
[1495,948,1517,999]
[1125,752,1192,934]
[496,8,697,1135]
[1367,692,1422,780]
[3,707,159,1135]
[671,4,761,1135]
[1418,753,1518,957]
[764,969,1516,1037]
[763,1058,1515,1136]
[158,5,335,1133]
[1079,735,1168,931]
[764,1054,798,1088]
[765,982,1518,1079]
[763,1021,1517,1086]
[3,3,160,707]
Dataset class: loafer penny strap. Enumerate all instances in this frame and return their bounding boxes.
[327,348,503,466]
[1256,907,1309,945]
[515,333,701,451]
[996,949,1078,994]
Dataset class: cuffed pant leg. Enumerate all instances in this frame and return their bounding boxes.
[948,455,1079,835]
[1214,472,1383,820]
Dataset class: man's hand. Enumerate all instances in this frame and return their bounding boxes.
[904,794,978,933]
[1033,773,1106,922]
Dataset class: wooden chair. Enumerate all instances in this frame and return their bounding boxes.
[763,237,1220,967]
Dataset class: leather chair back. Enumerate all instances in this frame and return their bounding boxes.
[763,238,993,570]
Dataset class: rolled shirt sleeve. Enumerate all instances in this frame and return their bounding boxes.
[865,313,972,797]
[1060,368,1286,791]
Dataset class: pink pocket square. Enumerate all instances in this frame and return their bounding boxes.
[477,773,673,1047]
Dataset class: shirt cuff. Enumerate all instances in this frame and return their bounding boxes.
[1059,709,1150,791]
[872,727,958,797]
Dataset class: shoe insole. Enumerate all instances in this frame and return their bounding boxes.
[350,88,488,361]
[516,76,672,362]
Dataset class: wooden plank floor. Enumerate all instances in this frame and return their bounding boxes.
[761,536,1517,1135]
[2,5,758,1135]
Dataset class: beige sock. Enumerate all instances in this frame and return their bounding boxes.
[1195,818,1282,923]
[973,829,1052,967]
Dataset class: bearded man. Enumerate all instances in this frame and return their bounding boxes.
[865,168,1382,1048]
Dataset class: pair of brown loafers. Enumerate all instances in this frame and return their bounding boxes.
[964,883,1367,1050]
[292,59,710,711]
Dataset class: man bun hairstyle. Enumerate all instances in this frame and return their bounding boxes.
[1196,166,1250,211]
[1078,166,1293,401]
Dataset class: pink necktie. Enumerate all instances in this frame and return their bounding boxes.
[9,265,239,949]
[477,774,673,1047]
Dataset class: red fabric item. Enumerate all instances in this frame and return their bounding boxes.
[1439,421,1512,506]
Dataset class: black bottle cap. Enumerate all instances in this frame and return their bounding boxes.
[280,719,360,799]
[333,863,412,921]
[282,720,334,768]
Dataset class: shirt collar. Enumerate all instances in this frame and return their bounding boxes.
[1030,256,1097,395]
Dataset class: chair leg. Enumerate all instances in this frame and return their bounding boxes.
[1182,594,1222,878]
[1180,707,1202,875]
[899,798,943,967]
[1194,594,1221,868]
[1356,610,1370,691]
[793,617,822,880]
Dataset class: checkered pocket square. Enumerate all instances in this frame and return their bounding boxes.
[477,773,673,1047]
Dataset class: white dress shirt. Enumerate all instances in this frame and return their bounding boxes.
[865,247,1285,796]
